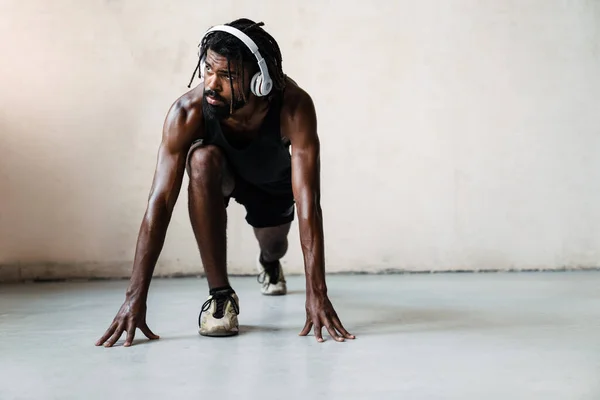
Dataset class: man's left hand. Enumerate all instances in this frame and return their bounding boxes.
[299,293,355,342]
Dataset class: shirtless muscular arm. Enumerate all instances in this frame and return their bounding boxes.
[96,95,202,348]
[282,84,355,343]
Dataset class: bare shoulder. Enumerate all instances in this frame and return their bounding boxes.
[162,83,206,153]
[280,77,317,141]
[281,77,316,120]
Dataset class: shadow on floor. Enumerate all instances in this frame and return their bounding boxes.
[239,324,283,334]
[108,324,287,346]
[347,304,566,336]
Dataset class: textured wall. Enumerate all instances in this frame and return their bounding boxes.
[1,0,599,281]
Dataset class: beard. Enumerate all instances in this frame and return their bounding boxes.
[202,88,248,121]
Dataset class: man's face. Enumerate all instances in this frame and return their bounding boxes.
[202,49,252,120]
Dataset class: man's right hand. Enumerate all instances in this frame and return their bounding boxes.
[94,87,201,349]
[95,298,159,348]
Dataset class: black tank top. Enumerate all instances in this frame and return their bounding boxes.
[202,96,292,195]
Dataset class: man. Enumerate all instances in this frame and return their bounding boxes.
[95,18,354,346]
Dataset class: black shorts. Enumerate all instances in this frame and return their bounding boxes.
[227,177,295,228]
[186,141,295,229]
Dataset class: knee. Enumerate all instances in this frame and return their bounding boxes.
[188,145,224,180]
[263,238,288,260]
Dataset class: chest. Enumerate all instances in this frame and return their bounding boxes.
[220,125,261,149]
[219,112,287,150]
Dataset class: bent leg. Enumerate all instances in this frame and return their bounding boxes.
[187,142,234,291]
[253,223,292,262]
[254,223,292,295]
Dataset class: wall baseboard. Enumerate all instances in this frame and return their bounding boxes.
[1,262,599,283]
[0,262,133,282]
[0,261,232,283]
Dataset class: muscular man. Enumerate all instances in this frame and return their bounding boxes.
[96,18,354,346]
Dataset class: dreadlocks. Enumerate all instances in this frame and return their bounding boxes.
[188,18,287,109]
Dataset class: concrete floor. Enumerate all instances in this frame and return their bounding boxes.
[0,272,599,400]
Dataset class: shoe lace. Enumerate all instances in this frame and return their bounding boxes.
[257,259,281,285]
[201,292,239,319]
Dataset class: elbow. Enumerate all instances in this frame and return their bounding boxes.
[297,192,322,222]
[297,194,323,251]
[145,195,172,229]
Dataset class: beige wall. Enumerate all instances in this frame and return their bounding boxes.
[1,0,599,281]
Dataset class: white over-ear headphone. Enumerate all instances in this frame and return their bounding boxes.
[199,24,273,97]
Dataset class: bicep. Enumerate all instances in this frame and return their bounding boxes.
[148,103,200,212]
[289,95,321,209]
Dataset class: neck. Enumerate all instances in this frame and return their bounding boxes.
[224,95,269,128]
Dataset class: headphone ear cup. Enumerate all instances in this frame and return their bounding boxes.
[199,56,206,79]
[262,78,273,96]
[250,72,264,97]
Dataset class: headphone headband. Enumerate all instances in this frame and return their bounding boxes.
[204,25,260,59]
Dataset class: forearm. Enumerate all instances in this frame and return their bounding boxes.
[126,201,173,301]
[298,201,328,296]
